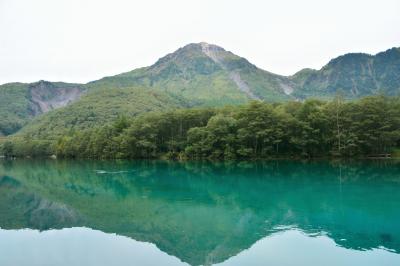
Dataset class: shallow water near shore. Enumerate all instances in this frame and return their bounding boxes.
[0,159,399,266]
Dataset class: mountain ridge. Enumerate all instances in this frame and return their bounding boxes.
[1,44,399,87]
[292,46,400,98]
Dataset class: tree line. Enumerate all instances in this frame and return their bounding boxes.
[1,95,399,159]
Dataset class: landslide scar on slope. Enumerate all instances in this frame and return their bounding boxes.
[200,42,260,100]
[28,81,85,116]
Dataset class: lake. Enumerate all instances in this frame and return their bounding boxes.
[0,159,399,266]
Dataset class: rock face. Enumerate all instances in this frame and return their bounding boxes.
[29,81,84,115]
[0,81,84,135]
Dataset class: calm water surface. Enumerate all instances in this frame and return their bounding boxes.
[0,159,399,266]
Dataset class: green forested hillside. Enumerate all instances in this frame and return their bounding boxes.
[16,87,186,140]
[3,95,399,159]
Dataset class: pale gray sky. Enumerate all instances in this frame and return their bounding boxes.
[0,0,399,85]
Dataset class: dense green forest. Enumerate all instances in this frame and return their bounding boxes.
[1,95,399,159]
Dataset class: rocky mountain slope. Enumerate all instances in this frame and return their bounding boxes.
[0,81,84,135]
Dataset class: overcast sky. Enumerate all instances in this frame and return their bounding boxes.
[0,0,399,85]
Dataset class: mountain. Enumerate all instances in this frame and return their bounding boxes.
[87,43,294,104]
[0,43,399,136]
[292,47,400,99]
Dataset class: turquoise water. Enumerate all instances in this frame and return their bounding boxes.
[0,160,399,266]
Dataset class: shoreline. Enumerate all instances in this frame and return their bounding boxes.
[1,155,399,161]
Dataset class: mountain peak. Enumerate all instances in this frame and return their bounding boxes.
[199,42,225,51]
[150,42,224,75]
[149,42,248,77]
[198,41,216,46]
[158,42,228,62]
[182,42,225,51]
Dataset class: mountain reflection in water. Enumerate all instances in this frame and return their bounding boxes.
[0,159,399,266]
